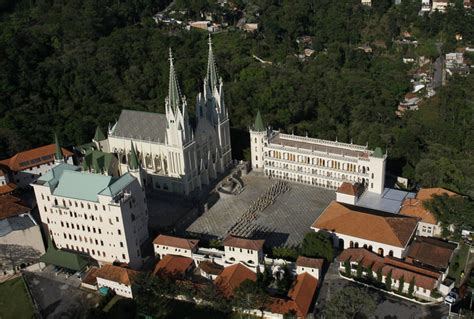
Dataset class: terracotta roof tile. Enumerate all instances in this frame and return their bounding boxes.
[95,264,140,286]
[296,256,324,270]
[153,255,194,278]
[287,273,318,317]
[406,237,456,270]
[199,260,224,276]
[223,235,265,251]
[400,188,458,224]
[0,195,30,220]
[82,267,99,286]
[214,263,256,298]
[153,234,199,250]
[336,182,364,196]
[312,201,418,248]
[0,144,73,172]
[0,183,17,195]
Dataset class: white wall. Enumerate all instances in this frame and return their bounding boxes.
[416,221,441,237]
[336,192,357,205]
[250,130,266,171]
[154,244,194,259]
[296,265,319,279]
[97,277,133,298]
[33,176,148,269]
[224,246,262,268]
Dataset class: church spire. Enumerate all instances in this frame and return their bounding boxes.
[168,48,182,112]
[253,110,265,132]
[129,141,140,170]
[54,133,64,161]
[206,34,218,90]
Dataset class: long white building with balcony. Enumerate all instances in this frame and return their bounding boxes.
[32,163,149,269]
[249,111,387,194]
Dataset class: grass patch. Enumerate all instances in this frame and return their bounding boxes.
[0,277,35,319]
[448,242,470,285]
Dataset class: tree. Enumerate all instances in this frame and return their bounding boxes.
[276,266,293,293]
[344,260,352,277]
[233,279,269,317]
[366,265,374,282]
[300,231,334,261]
[323,286,377,319]
[398,275,405,294]
[385,271,393,291]
[356,262,364,278]
[377,268,383,283]
[408,277,416,297]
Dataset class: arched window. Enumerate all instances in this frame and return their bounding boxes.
[350,241,354,248]
[389,250,394,257]
[378,248,384,255]
[354,242,359,248]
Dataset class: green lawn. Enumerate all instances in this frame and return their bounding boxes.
[0,277,35,319]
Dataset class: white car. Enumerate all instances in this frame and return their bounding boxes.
[444,291,459,305]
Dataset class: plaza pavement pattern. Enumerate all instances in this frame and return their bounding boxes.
[186,174,335,247]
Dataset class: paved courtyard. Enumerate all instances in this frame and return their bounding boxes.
[186,173,335,247]
[23,266,101,318]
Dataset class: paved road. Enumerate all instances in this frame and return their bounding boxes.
[314,262,449,319]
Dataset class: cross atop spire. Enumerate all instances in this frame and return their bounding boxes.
[168,48,183,112]
[206,34,218,90]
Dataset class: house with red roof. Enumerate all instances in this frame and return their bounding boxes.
[223,235,265,270]
[0,136,74,190]
[153,254,195,279]
[95,264,140,298]
[153,234,199,259]
[312,201,418,258]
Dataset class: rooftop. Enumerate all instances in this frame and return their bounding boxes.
[214,263,256,298]
[0,214,36,237]
[110,109,167,143]
[312,201,418,248]
[0,144,73,172]
[400,187,458,224]
[356,188,416,214]
[268,132,373,159]
[38,164,135,202]
[153,255,194,278]
[199,260,224,276]
[153,234,199,250]
[96,264,140,286]
[296,256,324,269]
[223,235,265,251]
[0,195,30,220]
[336,182,364,197]
[406,237,456,270]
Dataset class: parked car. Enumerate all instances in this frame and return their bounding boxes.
[445,289,459,305]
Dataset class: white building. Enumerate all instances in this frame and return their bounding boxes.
[102,38,232,195]
[95,264,140,298]
[295,256,323,279]
[0,195,46,274]
[223,235,264,269]
[311,201,418,258]
[421,0,432,12]
[32,162,149,269]
[432,0,449,11]
[153,234,199,259]
[0,135,74,190]
[249,111,387,194]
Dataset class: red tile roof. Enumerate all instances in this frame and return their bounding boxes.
[0,183,17,195]
[338,248,441,291]
[296,256,324,270]
[214,263,257,298]
[153,255,194,278]
[95,264,140,286]
[153,234,199,250]
[336,182,364,196]
[82,267,99,286]
[400,188,458,225]
[406,237,456,270]
[312,201,418,248]
[199,260,224,276]
[0,195,30,220]
[224,235,265,251]
[0,144,73,172]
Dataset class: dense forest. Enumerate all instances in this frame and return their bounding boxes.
[0,0,473,197]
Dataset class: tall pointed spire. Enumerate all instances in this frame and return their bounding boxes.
[206,34,218,90]
[254,110,265,132]
[54,133,64,161]
[168,48,182,112]
[129,141,140,170]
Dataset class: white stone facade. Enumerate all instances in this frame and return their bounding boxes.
[296,265,320,279]
[32,165,149,269]
[223,245,263,268]
[250,129,387,194]
[154,244,195,259]
[416,221,442,237]
[97,277,134,298]
[105,41,232,196]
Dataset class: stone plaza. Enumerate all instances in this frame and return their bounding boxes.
[186,172,335,247]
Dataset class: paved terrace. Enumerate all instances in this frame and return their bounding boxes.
[186,173,335,247]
